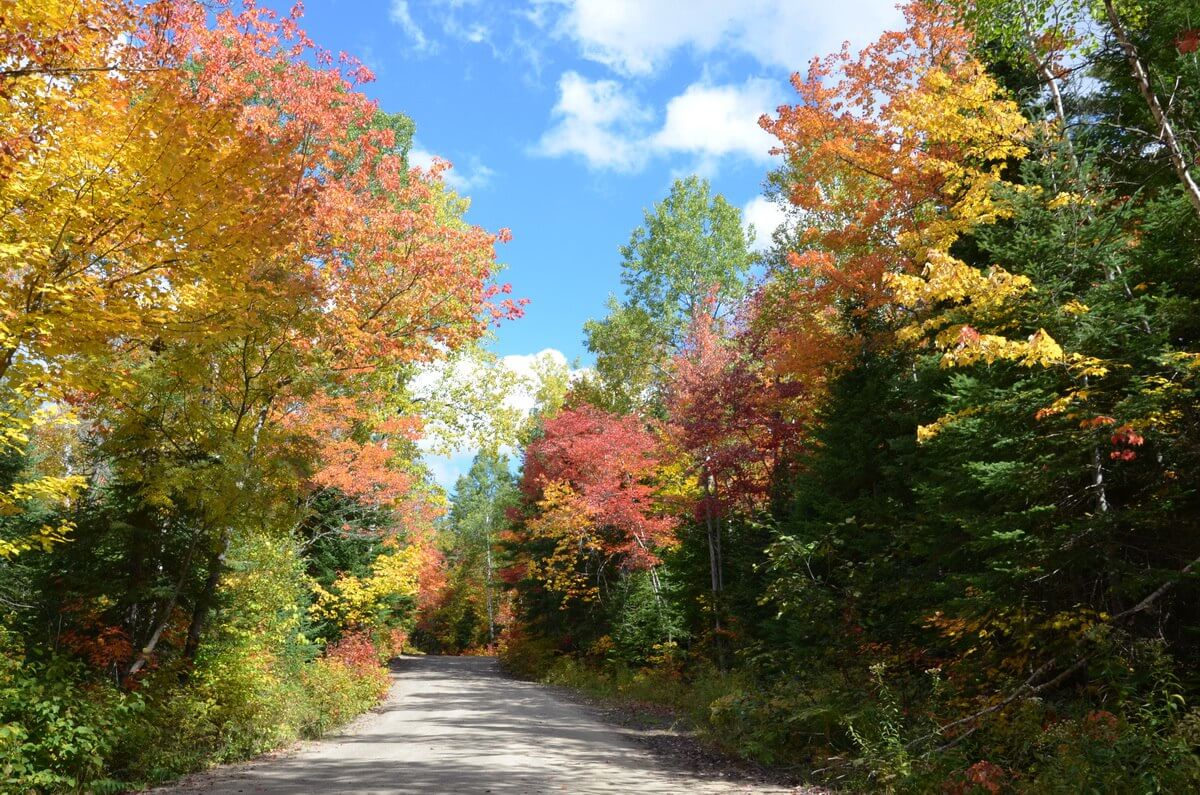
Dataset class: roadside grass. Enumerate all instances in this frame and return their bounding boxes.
[533,655,808,770]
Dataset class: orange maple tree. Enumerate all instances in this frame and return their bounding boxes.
[759,0,1031,384]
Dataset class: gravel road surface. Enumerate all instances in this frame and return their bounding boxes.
[153,655,796,794]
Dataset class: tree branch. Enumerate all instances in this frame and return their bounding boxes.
[1102,0,1200,220]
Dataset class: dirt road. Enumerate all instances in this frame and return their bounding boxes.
[156,655,795,794]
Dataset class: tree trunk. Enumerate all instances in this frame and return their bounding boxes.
[182,529,231,662]
[1017,2,1077,168]
[484,510,495,645]
[1103,0,1200,221]
[703,467,726,669]
[179,406,271,664]
[124,537,198,683]
[1084,376,1110,515]
[1091,444,1110,515]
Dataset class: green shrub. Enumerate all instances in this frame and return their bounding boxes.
[608,572,685,667]
[297,656,389,737]
[498,627,557,679]
[540,655,814,764]
[111,636,393,785]
[701,669,830,765]
[0,629,136,794]
[109,535,396,785]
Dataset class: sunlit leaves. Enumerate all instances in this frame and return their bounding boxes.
[310,544,422,632]
[1,0,521,569]
[761,1,1033,392]
[517,406,677,603]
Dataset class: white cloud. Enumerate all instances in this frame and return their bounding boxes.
[409,146,495,193]
[535,74,781,172]
[407,147,439,172]
[496,347,589,425]
[442,156,495,192]
[558,0,903,76]
[387,1,506,58]
[652,78,782,162]
[438,9,492,47]
[495,348,581,417]
[535,71,652,172]
[743,195,789,252]
[389,0,433,53]
[463,24,489,44]
[413,348,586,492]
[563,0,732,75]
[521,0,557,30]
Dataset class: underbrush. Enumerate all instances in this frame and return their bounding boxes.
[0,630,134,794]
[496,625,558,680]
[500,632,800,764]
[0,626,397,793]
[539,655,817,765]
[500,629,1200,793]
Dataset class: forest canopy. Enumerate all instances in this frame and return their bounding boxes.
[485,1,1200,791]
[3,0,1200,792]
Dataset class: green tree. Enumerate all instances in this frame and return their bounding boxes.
[583,176,755,412]
[447,452,519,645]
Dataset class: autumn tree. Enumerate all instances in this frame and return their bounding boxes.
[658,302,808,659]
[498,1,1200,789]
[521,406,676,590]
[504,405,676,655]
[1,0,519,699]
[417,451,520,651]
[750,2,1200,783]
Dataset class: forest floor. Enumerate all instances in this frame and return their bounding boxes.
[150,655,820,794]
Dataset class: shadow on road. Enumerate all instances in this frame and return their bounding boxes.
[155,655,784,794]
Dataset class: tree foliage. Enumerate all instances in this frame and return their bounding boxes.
[7,0,1200,790]
[583,176,754,412]
[501,2,1200,790]
[0,1,518,788]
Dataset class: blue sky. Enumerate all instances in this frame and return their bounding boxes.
[281,0,901,362]
[273,0,902,487]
